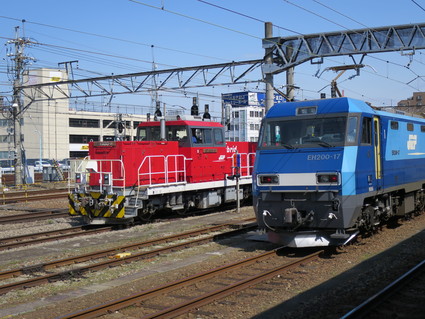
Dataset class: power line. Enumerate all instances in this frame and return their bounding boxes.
[311,0,369,28]
[128,0,261,40]
[412,0,425,12]
[282,0,351,30]
[196,0,302,35]
[0,15,229,63]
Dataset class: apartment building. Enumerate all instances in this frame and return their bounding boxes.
[397,92,425,116]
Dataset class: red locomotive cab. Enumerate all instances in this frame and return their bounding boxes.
[136,115,232,184]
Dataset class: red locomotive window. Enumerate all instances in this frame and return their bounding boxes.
[214,128,224,144]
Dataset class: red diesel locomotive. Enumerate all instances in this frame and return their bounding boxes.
[68,113,256,224]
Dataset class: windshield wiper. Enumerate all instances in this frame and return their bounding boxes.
[317,141,334,148]
[281,143,296,149]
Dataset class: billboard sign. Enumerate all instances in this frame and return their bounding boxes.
[221,91,284,108]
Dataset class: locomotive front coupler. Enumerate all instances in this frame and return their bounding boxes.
[283,208,314,228]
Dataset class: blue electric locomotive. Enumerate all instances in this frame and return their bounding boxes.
[253,97,425,247]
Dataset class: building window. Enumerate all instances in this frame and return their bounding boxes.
[103,120,130,129]
[133,121,141,129]
[69,118,100,128]
[0,151,11,159]
[0,119,13,127]
[233,111,239,118]
[0,135,13,143]
[69,135,100,143]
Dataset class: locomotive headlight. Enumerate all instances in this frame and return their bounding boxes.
[259,175,279,185]
[316,173,339,184]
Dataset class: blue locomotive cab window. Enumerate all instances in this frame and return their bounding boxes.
[361,117,372,144]
[259,115,349,149]
[390,121,399,130]
[346,116,358,143]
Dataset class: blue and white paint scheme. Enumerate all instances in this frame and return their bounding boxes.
[253,97,425,247]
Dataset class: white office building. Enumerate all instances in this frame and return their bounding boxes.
[223,91,282,142]
[0,68,147,166]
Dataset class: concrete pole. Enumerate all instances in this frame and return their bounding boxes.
[12,27,24,185]
[286,45,295,101]
[264,22,274,114]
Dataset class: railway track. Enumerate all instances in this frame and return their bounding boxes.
[0,189,68,204]
[0,225,113,251]
[341,259,425,318]
[0,218,257,295]
[0,209,69,224]
[57,249,323,319]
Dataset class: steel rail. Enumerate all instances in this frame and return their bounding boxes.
[0,191,68,204]
[144,250,322,319]
[58,249,322,319]
[341,259,425,319]
[0,226,113,251]
[0,219,256,293]
[0,209,69,224]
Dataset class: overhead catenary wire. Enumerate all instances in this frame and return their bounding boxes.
[411,0,425,12]
[0,15,230,63]
[128,0,262,40]
[196,0,302,35]
[311,0,369,28]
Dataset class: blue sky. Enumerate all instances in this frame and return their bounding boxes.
[0,0,424,117]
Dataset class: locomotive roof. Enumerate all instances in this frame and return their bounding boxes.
[266,97,425,122]
[266,97,374,118]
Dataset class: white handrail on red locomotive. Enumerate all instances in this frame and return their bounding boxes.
[70,158,126,196]
[136,154,188,187]
[135,154,188,204]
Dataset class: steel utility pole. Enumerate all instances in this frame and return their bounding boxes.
[8,27,33,185]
